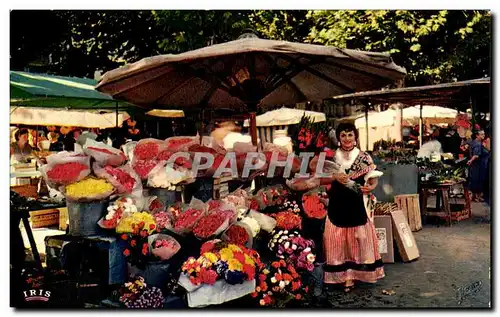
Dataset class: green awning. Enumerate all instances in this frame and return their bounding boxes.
[10,71,138,110]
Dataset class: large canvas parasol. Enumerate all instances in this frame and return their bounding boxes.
[96,33,406,145]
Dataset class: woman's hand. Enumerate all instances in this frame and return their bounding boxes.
[360,178,378,194]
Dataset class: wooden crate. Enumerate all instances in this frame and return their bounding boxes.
[29,208,60,229]
[11,184,38,199]
[395,194,422,232]
[59,207,69,231]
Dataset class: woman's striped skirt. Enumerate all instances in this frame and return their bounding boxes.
[323,217,384,284]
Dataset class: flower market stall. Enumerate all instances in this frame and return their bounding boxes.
[12,32,409,308]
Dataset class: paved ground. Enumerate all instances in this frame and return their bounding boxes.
[309,202,491,308]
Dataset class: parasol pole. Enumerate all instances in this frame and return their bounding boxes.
[400,104,404,142]
[419,104,423,148]
[470,93,476,129]
[365,102,369,151]
[250,112,258,147]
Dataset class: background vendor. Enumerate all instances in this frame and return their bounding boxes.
[10,128,33,162]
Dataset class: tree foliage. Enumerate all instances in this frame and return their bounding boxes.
[306,10,491,85]
[10,10,491,86]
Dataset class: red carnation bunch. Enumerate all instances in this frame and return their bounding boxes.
[167,138,194,150]
[225,225,249,246]
[104,166,136,193]
[208,200,223,211]
[133,160,158,180]
[46,162,89,185]
[302,194,327,219]
[157,150,173,161]
[193,212,227,239]
[173,208,204,232]
[272,211,302,230]
[134,142,160,160]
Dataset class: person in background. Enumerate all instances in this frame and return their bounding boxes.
[467,129,488,202]
[10,128,33,162]
[48,132,63,152]
[35,130,48,150]
[62,128,81,152]
[125,118,142,141]
[482,129,491,208]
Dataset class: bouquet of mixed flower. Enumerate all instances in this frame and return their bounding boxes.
[273,235,316,272]
[255,185,289,211]
[118,276,164,308]
[119,221,154,267]
[98,196,139,229]
[181,241,262,287]
[251,259,308,307]
[116,212,157,235]
[279,198,301,214]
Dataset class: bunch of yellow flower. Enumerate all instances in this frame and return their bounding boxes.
[116,212,157,234]
[65,177,114,200]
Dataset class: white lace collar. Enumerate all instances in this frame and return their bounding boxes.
[335,147,360,172]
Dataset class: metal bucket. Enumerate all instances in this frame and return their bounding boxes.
[67,201,108,237]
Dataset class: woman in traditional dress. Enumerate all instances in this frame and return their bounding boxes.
[320,123,384,292]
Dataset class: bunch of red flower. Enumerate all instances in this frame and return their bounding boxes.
[173,208,204,232]
[134,142,160,160]
[224,225,249,246]
[149,198,164,213]
[251,259,308,307]
[272,211,302,230]
[302,193,327,219]
[298,127,316,150]
[87,146,127,164]
[157,150,173,161]
[104,166,136,193]
[193,212,227,239]
[46,162,88,185]
[133,160,158,180]
[208,200,223,211]
[166,138,194,151]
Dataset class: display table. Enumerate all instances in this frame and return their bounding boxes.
[420,180,471,226]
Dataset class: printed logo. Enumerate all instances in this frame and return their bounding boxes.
[23,289,51,302]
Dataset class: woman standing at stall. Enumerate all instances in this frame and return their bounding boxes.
[320,123,384,292]
[467,129,489,202]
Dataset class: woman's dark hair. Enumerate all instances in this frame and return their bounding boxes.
[15,128,29,141]
[335,123,359,141]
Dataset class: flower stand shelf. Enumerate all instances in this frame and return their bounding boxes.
[420,180,471,226]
